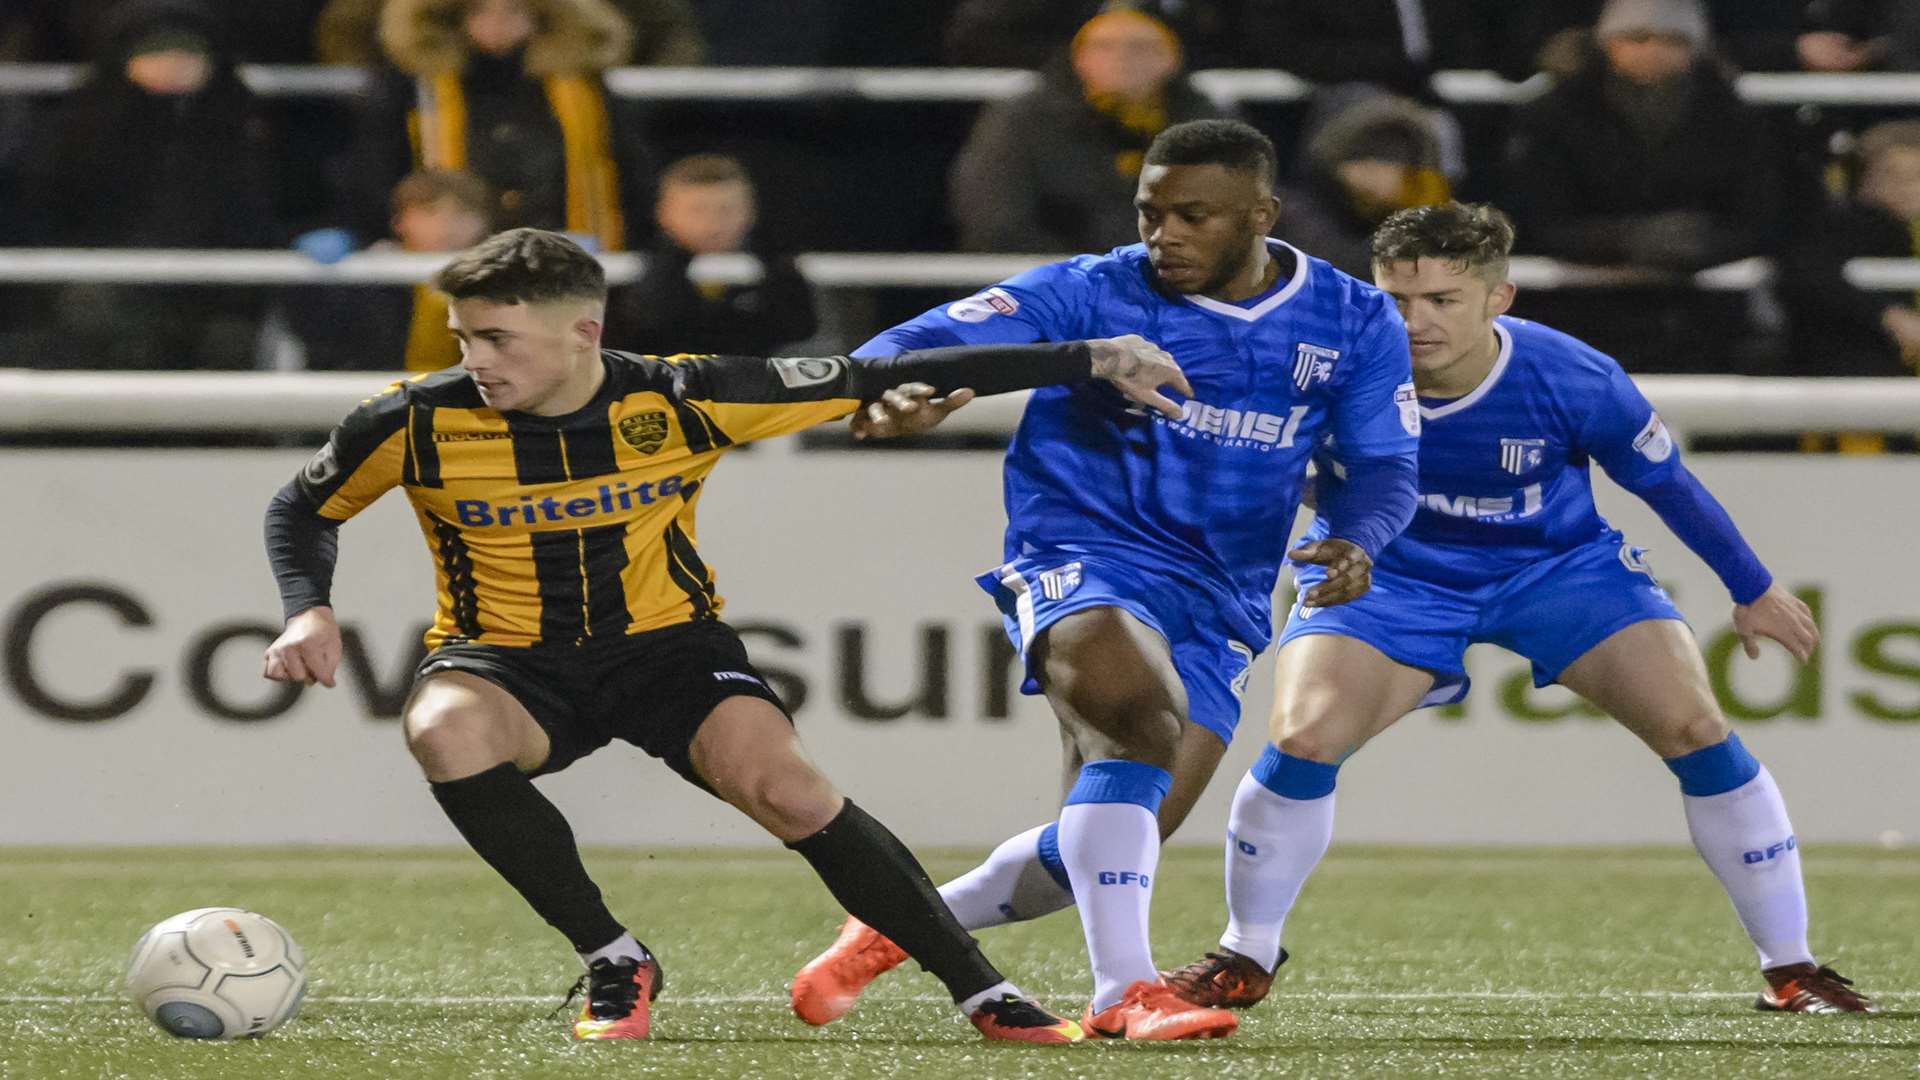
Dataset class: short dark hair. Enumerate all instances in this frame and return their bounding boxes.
[1369,201,1516,281]
[434,228,608,305]
[391,169,493,220]
[660,152,753,191]
[1143,119,1277,187]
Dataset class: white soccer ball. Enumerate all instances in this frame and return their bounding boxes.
[125,907,306,1039]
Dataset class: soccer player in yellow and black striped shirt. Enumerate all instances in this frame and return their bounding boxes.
[261,228,1190,1044]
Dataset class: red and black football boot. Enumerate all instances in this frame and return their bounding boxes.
[1756,963,1876,1014]
[1162,948,1285,1009]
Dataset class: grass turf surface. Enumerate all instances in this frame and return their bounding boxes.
[1,845,1913,1079]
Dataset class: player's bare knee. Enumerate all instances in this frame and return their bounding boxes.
[404,708,506,776]
[1647,709,1731,759]
[1271,685,1351,763]
[733,766,840,840]
[1275,727,1348,766]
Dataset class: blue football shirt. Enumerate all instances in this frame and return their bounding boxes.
[1314,315,1683,590]
[859,241,1419,647]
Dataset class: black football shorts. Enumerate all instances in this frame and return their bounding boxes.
[411,619,791,788]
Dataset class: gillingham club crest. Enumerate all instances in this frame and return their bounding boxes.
[1499,437,1546,475]
[1292,343,1339,392]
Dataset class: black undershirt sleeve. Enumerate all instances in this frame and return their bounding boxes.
[264,479,341,621]
[846,341,1095,400]
[672,341,1096,405]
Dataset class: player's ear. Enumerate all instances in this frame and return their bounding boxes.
[1257,192,1280,235]
[1487,279,1517,318]
[571,307,605,351]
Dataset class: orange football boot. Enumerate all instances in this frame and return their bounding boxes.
[1081,978,1237,1040]
[791,916,909,1026]
[570,954,663,1040]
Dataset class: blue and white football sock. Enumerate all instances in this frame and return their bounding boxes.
[938,823,1075,931]
[1058,760,1171,1013]
[1665,733,1812,970]
[1219,745,1338,973]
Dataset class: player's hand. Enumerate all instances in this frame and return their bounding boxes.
[1732,583,1819,663]
[849,383,976,440]
[1088,334,1192,419]
[1290,538,1372,608]
[263,606,343,688]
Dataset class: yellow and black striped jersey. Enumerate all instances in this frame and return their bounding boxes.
[296,351,864,649]
[275,343,1093,650]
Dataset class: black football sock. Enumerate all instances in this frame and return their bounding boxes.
[787,799,1003,1004]
[430,763,627,954]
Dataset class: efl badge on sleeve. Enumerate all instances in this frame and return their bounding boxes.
[1394,382,1420,436]
[1499,437,1546,475]
[771,355,843,388]
[1632,413,1675,463]
[946,286,1021,323]
[618,410,671,455]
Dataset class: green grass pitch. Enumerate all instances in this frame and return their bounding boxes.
[2,845,1914,1079]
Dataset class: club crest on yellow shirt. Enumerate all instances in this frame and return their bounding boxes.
[618,410,671,455]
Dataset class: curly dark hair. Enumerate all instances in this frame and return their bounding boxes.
[1369,202,1516,281]
[1144,119,1278,187]
[434,228,608,305]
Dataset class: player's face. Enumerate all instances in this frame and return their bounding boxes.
[1136,163,1277,295]
[1374,257,1515,381]
[449,298,604,414]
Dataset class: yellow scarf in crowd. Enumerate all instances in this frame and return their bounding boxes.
[402,73,623,371]
[411,73,624,251]
[1085,90,1168,180]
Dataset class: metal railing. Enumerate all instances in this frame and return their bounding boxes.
[3,247,1919,291]
[2,63,1919,107]
[3,369,1916,438]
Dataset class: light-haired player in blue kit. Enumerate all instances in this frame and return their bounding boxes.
[1160,202,1875,1015]
[791,119,1423,1040]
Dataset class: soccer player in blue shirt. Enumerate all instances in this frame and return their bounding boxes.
[1160,202,1875,1015]
[791,119,1423,1039]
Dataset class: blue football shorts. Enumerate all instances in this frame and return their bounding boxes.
[1278,537,1686,707]
[977,552,1259,745]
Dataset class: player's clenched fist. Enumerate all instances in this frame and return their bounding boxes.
[1290,538,1372,608]
[1087,333,1193,418]
[262,606,343,688]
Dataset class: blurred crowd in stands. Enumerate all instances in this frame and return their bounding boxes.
[1,0,1918,387]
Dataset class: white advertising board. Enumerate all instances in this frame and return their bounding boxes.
[3,450,1915,846]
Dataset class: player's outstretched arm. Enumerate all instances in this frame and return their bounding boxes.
[846,335,1192,440]
[1732,583,1820,664]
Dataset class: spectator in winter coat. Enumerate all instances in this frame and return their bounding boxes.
[1782,120,1920,377]
[1505,0,1779,271]
[315,0,706,66]
[1277,92,1453,278]
[605,154,817,356]
[343,0,655,252]
[948,5,1227,254]
[16,0,282,369]
[1797,0,1920,72]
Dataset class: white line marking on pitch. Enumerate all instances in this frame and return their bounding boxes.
[7,991,1915,1006]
